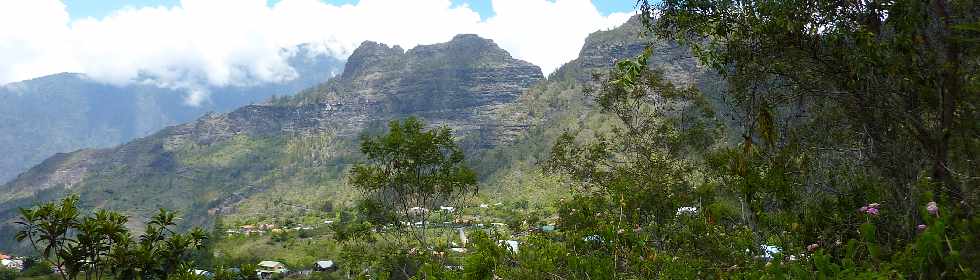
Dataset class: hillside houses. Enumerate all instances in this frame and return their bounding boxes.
[0,252,23,271]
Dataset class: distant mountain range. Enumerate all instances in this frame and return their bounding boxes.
[0,45,344,183]
[0,17,727,253]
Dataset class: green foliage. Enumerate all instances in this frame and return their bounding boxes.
[350,117,478,247]
[0,268,17,280]
[15,195,208,280]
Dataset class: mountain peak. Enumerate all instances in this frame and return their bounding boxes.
[341,41,405,81]
[447,33,494,46]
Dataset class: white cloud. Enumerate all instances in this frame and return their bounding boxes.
[0,0,631,104]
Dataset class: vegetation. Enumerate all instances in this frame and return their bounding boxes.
[15,195,208,280]
[5,0,977,279]
[350,117,478,249]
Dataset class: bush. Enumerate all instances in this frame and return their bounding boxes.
[0,268,18,280]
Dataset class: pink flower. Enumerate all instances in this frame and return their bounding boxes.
[926,201,938,216]
[866,207,879,216]
[806,243,819,252]
[868,203,880,208]
[859,206,868,213]
[917,224,927,231]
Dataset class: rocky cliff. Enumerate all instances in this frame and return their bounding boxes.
[0,35,544,251]
[0,18,726,254]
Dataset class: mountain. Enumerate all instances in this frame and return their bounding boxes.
[0,45,345,183]
[470,15,725,192]
[0,17,724,254]
[0,34,543,252]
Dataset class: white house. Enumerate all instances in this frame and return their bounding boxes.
[1,259,23,270]
[313,260,337,272]
[257,260,288,274]
[497,240,519,253]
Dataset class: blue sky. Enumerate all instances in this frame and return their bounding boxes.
[64,0,636,21]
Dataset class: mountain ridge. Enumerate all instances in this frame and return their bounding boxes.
[0,18,723,254]
[0,34,546,252]
[0,45,345,183]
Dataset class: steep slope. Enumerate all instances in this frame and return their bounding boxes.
[0,45,344,183]
[0,35,543,253]
[288,34,543,146]
[472,16,725,196]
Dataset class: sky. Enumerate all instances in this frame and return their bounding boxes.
[64,1,637,21]
[0,0,636,104]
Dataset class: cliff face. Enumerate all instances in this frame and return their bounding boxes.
[294,34,544,145]
[0,18,722,254]
[552,16,708,87]
[0,34,545,248]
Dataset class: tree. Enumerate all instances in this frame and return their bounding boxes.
[349,117,478,248]
[545,46,729,279]
[648,0,978,208]
[14,195,208,280]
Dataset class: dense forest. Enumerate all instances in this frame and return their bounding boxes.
[3,0,978,279]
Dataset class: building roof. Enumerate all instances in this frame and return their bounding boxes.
[258,261,284,268]
[315,260,334,268]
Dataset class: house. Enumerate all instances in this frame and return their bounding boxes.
[676,206,698,216]
[0,253,10,260]
[259,224,277,230]
[257,261,288,275]
[439,206,455,212]
[1,259,24,271]
[759,245,782,261]
[497,240,519,253]
[541,225,556,233]
[192,269,214,278]
[408,207,429,216]
[313,260,338,272]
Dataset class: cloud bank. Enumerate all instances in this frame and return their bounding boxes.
[0,0,631,104]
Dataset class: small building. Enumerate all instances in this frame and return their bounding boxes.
[192,269,214,278]
[313,260,338,272]
[408,207,429,216]
[257,261,288,275]
[541,225,556,233]
[675,206,698,216]
[498,240,519,253]
[1,259,24,271]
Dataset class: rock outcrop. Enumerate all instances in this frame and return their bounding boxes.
[0,34,545,247]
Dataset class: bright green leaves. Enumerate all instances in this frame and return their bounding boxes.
[350,117,477,247]
[15,195,207,280]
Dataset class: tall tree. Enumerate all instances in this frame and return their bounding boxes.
[350,117,478,248]
[648,0,978,215]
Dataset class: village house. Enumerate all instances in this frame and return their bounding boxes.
[1,259,24,271]
[408,207,429,217]
[257,260,288,275]
[313,260,338,272]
